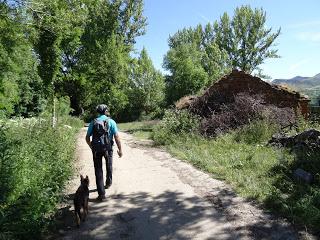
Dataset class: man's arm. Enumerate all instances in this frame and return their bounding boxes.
[85,121,93,148]
[114,133,122,157]
[85,135,91,148]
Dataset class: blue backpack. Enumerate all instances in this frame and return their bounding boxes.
[92,118,111,153]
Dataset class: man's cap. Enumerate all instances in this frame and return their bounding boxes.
[96,104,108,114]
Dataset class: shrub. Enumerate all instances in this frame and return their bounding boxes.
[0,116,82,239]
[234,119,279,145]
[152,109,200,145]
[40,96,74,120]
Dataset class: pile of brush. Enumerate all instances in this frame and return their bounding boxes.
[178,92,296,137]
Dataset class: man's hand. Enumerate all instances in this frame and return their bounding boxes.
[115,133,122,158]
[117,149,123,158]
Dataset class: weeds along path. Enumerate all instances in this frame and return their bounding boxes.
[57,128,312,240]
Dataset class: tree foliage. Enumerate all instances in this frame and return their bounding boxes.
[123,47,165,121]
[76,0,147,119]
[0,0,150,120]
[0,2,44,117]
[164,25,230,104]
[164,43,210,103]
[214,5,281,74]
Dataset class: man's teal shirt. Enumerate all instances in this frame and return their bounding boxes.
[86,115,118,141]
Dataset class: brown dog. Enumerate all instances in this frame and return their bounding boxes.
[74,175,89,227]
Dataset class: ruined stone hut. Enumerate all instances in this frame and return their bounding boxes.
[176,70,310,117]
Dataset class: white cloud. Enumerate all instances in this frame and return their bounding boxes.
[288,20,320,29]
[297,32,320,42]
[197,12,210,23]
[289,59,309,72]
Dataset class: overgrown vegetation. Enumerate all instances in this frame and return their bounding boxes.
[152,109,200,145]
[196,93,296,137]
[152,109,320,230]
[0,117,82,240]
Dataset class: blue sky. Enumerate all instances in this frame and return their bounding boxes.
[134,0,320,80]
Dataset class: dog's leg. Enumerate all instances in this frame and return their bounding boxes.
[75,208,81,227]
[84,199,89,220]
[81,207,85,222]
[82,201,88,222]
[86,200,89,214]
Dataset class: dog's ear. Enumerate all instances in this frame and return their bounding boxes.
[80,174,84,182]
[85,175,89,184]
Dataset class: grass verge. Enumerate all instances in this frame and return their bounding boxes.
[0,117,83,240]
[164,132,320,230]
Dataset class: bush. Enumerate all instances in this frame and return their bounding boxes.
[40,96,74,120]
[0,116,82,239]
[152,109,200,145]
[234,119,279,145]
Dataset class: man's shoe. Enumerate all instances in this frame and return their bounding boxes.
[105,182,112,189]
[96,195,106,202]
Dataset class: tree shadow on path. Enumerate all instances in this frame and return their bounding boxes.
[51,190,299,240]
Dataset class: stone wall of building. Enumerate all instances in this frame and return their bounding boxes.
[190,70,310,117]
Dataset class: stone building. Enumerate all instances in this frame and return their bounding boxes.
[176,69,310,117]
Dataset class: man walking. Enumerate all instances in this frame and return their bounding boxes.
[86,104,123,201]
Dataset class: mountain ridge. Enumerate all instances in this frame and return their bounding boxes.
[272,73,320,104]
[272,73,320,88]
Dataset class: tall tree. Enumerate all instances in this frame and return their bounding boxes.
[125,47,164,120]
[164,43,209,104]
[0,1,44,117]
[28,0,87,94]
[77,0,147,119]
[214,5,281,74]
[53,0,88,115]
[164,25,229,104]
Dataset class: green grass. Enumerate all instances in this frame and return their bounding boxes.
[167,133,320,230]
[118,120,158,140]
[166,133,292,200]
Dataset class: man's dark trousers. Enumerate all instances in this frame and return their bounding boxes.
[92,149,113,197]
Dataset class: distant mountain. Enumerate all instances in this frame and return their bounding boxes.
[272,73,320,104]
[273,73,320,88]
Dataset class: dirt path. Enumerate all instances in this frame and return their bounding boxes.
[56,128,313,240]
